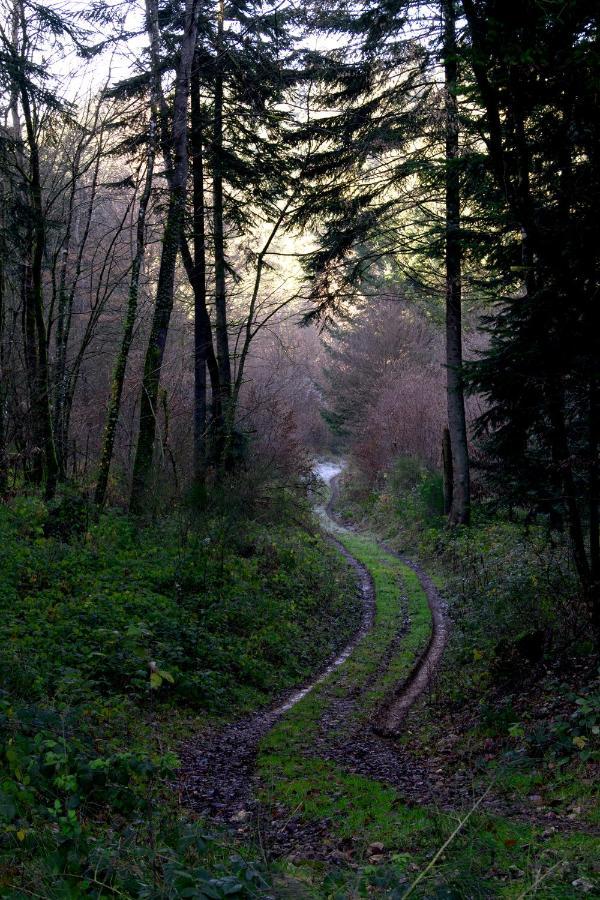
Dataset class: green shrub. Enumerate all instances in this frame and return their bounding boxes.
[389,455,424,494]
[0,495,359,895]
[338,456,445,546]
[423,521,581,659]
[418,471,444,518]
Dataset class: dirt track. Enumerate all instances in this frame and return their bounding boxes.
[178,530,376,831]
[179,466,598,850]
[179,462,450,855]
[324,466,448,735]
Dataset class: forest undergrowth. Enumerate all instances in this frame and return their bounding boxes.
[324,458,600,896]
[0,468,598,898]
[0,482,360,898]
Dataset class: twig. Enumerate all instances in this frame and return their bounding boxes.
[403,784,493,898]
[515,860,566,899]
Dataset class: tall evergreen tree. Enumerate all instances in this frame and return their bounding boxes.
[459,0,600,636]
[295,1,474,523]
[443,0,470,525]
[183,0,302,474]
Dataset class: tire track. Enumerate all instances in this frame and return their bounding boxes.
[179,461,446,835]
[323,465,447,735]
[179,529,375,827]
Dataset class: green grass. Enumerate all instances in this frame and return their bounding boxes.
[259,529,431,757]
[258,502,600,898]
[0,490,361,898]
[306,465,600,897]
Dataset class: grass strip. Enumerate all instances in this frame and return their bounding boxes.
[259,520,599,897]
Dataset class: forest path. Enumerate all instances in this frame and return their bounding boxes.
[179,461,448,855]
[313,459,448,735]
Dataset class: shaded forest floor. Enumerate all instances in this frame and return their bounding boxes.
[0,470,598,898]
[302,462,599,897]
[0,486,361,897]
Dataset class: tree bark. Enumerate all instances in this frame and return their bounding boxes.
[94,123,156,507]
[212,0,231,405]
[21,258,41,482]
[190,51,209,489]
[7,15,42,485]
[443,0,470,525]
[180,237,220,413]
[54,128,103,478]
[18,49,58,498]
[442,426,453,516]
[130,0,200,513]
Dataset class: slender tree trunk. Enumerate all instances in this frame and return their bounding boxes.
[61,193,135,479]
[20,76,58,499]
[442,426,453,516]
[443,0,470,526]
[130,0,200,513]
[53,144,82,473]
[180,238,220,414]
[54,140,103,477]
[589,378,600,639]
[130,192,185,514]
[179,58,220,425]
[213,0,231,407]
[21,259,41,482]
[94,126,156,507]
[190,52,209,489]
[8,41,41,485]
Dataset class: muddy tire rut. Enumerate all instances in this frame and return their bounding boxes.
[325,472,448,735]
[179,466,449,853]
[179,470,598,858]
[178,532,376,829]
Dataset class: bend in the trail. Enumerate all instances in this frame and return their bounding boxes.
[179,465,376,829]
[179,459,446,839]
[317,460,448,735]
[180,461,596,857]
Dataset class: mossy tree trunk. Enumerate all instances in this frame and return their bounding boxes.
[94,122,156,508]
[130,0,200,514]
[189,49,221,490]
[18,56,58,499]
